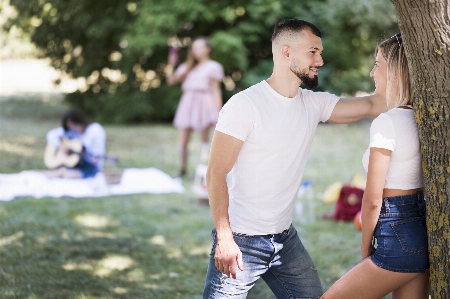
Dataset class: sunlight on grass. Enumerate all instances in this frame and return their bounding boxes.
[95,255,135,277]
[62,262,94,272]
[189,245,210,256]
[84,230,117,239]
[112,287,128,294]
[75,213,116,228]
[0,231,24,247]
[167,248,182,259]
[36,235,52,244]
[126,268,145,282]
[0,140,34,156]
[17,135,37,145]
[149,274,162,280]
[143,283,160,289]
[150,234,166,245]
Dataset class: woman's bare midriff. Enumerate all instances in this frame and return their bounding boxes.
[383,188,423,198]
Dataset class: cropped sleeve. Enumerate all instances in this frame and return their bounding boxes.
[209,61,224,82]
[215,94,255,141]
[369,113,395,151]
[46,127,65,147]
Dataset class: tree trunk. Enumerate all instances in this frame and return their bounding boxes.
[390,1,450,298]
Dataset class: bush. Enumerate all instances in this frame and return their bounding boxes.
[5,0,398,123]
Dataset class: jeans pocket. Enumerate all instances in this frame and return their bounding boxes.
[391,217,427,254]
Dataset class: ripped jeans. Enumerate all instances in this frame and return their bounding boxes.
[203,225,322,299]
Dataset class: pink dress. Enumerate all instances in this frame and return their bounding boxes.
[173,60,224,131]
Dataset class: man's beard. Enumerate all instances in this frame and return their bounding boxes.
[290,66,319,90]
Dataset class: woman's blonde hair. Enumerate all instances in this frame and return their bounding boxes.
[375,33,412,110]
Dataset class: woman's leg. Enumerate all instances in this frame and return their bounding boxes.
[392,270,430,299]
[199,126,212,163]
[200,125,211,143]
[321,258,424,299]
[43,167,83,179]
[179,128,192,176]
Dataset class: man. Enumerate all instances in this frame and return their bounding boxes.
[203,19,385,298]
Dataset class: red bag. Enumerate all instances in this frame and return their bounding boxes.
[329,185,364,221]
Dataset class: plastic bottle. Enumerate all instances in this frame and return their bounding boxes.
[295,180,315,223]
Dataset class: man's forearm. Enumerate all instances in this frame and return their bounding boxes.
[368,94,387,118]
[207,171,233,241]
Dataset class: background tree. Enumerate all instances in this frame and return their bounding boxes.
[390,0,450,298]
[4,0,398,123]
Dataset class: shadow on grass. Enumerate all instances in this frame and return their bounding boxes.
[0,194,214,299]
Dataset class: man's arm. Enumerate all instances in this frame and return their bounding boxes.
[327,94,386,124]
[206,131,244,279]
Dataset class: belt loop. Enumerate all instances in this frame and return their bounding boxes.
[384,198,390,213]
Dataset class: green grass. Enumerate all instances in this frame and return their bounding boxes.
[0,95,389,298]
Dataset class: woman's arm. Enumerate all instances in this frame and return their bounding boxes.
[361,147,392,259]
[166,65,185,85]
[166,48,185,85]
[211,79,223,111]
[46,127,65,147]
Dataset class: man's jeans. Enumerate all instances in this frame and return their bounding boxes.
[203,225,322,299]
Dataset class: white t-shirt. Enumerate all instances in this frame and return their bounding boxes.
[362,108,423,189]
[215,80,339,235]
[46,123,106,169]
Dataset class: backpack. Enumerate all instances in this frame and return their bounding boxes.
[327,185,364,221]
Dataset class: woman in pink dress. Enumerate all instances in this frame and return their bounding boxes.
[167,37,224,177]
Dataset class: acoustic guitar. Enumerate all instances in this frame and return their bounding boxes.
[44,137,119,169]
[44,137,84,169]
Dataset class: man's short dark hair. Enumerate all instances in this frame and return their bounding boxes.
[271,19,322,42]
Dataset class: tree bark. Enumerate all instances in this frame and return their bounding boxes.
[390,1,450,298]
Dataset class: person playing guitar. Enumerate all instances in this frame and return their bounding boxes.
[44,110,106,179]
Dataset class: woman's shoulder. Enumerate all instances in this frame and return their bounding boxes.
[85,123,105,134]
[206,60,223,69]
[384,108,415,123]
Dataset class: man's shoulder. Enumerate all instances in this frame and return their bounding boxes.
[230,81,266,102]
[298,88,338,101]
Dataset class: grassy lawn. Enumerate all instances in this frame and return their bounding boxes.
[0,95,387,299]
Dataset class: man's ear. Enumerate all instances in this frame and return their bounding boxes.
[281,45,291,62]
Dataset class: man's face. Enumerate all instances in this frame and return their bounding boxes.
[289,30,324,89]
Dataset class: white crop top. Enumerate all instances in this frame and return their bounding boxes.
[362,108,423,189]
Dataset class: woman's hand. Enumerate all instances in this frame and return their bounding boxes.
[168,47,179,66]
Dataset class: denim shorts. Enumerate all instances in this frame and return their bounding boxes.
[73,161,99,178]
[371,191,429,273]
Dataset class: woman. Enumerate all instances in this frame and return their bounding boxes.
[167,37,224,178]
[44,109,106,179]
[321,34,429,299]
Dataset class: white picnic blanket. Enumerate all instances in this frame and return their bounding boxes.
[0,168,185,201]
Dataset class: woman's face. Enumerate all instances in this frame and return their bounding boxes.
[370,51,387,98]
[191,39,211,61]
[67,120,84,134]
